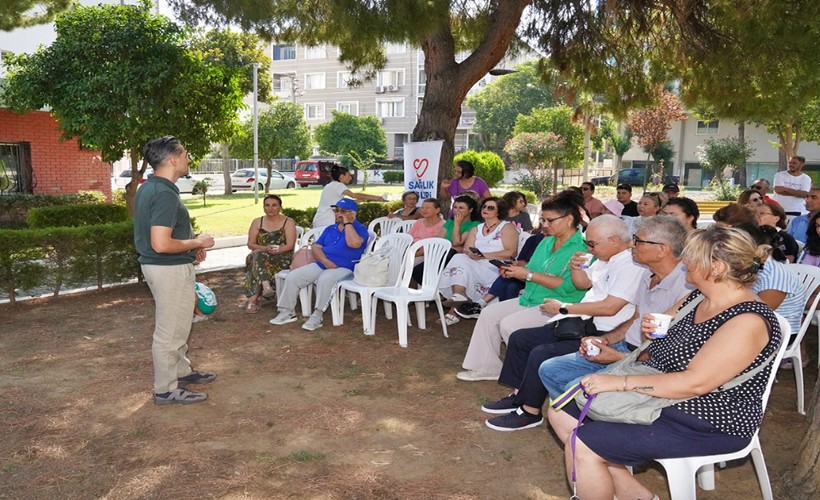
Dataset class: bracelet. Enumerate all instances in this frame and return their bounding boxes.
[623,376,629,392]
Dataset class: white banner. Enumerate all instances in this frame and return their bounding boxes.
[403,140,443,200]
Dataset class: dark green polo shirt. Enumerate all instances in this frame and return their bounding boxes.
[133,175,197,265]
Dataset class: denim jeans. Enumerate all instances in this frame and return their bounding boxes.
[538,340,631,400]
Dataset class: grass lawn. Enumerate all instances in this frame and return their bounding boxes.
[184,185,408,238]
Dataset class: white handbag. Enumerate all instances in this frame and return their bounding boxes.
[353,249,390,286]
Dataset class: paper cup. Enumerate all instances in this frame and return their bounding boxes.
[579,253,594,268]
[649,313,673,339]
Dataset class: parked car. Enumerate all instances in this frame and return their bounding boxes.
[230,168,297,191]
[112,169,217,194]
[293,159,340,187]
[590,168,680,187]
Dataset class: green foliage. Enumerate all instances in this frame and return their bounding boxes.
[382,171,404,184]
[189,28,272,102]
[518,190,538,204]
[466,61,559,152]
[281,202,394,230]
[314,111,387,160]
[0,0,73,30]
[0,2,243,165]
[696,137,756,178]
[231,101,311,168]
[512,106,585,167]
[27,204,128,229]
[453,150,505,188]
[513,169,553,198]
[0,228,46,304]
[281,207,316,229]
[707,177,743,202]
[193,179,212,206]
[0,192,106,228]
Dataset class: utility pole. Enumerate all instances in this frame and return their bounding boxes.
[253,63,259,204]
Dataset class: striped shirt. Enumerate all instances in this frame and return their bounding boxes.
[752,259,805,335]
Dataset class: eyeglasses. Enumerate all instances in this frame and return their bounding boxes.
[583,238,602,248]
[333,208,351,213]
[632,234,665,246]
[751,185,764,190]
[541,214,567,224]
[481,205,497,211]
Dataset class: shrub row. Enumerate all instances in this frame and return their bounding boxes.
[27,204,129,229]
[0,192,106,228]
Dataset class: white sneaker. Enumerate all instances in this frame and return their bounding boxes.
[302,313,323,331]
[192,314,209,323]
[270,310,297,325]
[456,370,499,382]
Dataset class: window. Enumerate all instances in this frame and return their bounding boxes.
[376,99,405,118]
[304,46,327,59]
[0,142,34,194]
[376,69,405,88]
[304,73,326,90]
[337,71,352,88]
[696,120,719,135]
[385,43,407,54]
[273,75,295,95]
[336,101,359,115]
[418,69,426,95]
[305,103,325,120]
[272,44,296,61]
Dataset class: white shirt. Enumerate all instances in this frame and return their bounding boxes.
[313,181,348,227]
[624,261,694,346]
[772,170,811,213]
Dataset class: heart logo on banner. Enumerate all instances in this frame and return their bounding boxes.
[413,158,429,178]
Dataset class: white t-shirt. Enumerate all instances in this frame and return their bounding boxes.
[313,181,348,227]
[772,170,811,213]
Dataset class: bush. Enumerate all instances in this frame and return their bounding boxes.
[27,204,129,229]
[454,150,505,188]
[0,192,106,228]
[382,171,404,184]
[514,168,553,198]
[518,190,538,204]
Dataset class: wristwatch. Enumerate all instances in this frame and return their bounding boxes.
[525,272,534,282]
[559,303,570,315]
[343,222,353,227]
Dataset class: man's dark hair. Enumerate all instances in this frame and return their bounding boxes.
[331,165,350,181]
[793,155,806,164]
[617,184,632,192]
[144,136,182,169]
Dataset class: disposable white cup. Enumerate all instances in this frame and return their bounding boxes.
[579,253,594,268]
[649,313,674,339]
[585,339,601,357]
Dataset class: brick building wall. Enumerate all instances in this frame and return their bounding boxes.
[0,108,111,199]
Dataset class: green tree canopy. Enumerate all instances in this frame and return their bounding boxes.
[1,0,73,30]
[512,105,585,168]
[189,28,272,102]
[231,101,311,166]
[453,150,505,188]
[466,61,558,153]
[1,1,244,211]
[314,110,387,161]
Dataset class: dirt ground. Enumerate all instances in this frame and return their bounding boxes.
[0,269,814,499]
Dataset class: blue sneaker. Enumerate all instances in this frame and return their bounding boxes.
[485,408,544,431]
[481,393,518,414]
[178,371,217,386]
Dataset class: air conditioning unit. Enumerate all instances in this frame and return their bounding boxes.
[375,86,386,94]
[387,85,399,92]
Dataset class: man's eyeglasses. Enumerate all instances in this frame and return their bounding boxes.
[481,205,497,211]
[333,208,352,213]
[583,239,601,248]
[632,234,665,246]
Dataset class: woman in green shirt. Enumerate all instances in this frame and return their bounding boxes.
[412,194,480,285]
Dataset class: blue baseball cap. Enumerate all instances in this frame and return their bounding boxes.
[331,198,359,212]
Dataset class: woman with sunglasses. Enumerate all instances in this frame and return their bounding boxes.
[437,197,519,325]
[623,191,667,234]
[737,189,764,211]
[243,195,298,313]
[755,201,799,262]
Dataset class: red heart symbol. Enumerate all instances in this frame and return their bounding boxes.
[413,158,429,178]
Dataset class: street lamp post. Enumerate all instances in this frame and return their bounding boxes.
[253,62,259,204]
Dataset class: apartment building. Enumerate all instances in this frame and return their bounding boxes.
[269,42,501,159]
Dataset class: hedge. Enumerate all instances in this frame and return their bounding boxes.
[0,192,106,228]
[27,204,129,229]
[382,171,404,184]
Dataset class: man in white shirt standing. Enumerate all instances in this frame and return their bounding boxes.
[773,156,812,216]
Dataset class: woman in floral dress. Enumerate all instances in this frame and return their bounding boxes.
[244,194,297,313]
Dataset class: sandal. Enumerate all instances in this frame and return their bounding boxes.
[245,303,259,314]
[262,286,276,299]
[438,313,460,326]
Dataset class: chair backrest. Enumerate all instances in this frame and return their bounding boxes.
[389,219,416,234]
[300,225,328,248]
[785,264,820,344]
[517,231,532,256]
[373,232,414,285]
[525,203,540,227]
[365,229,379,253]
[398,238,452,291]
[293,226,306,250]
[762,313,792,413]
[368,216,399,236]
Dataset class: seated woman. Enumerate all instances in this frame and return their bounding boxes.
[548,226,783,499]
[502,190,534,232]
[388,191,422,221]
[713,203,756,227]
[664,197,700,231]
[440,160,492,208]
[623,191,666,234]
[243,194,297,313]
[438,197,518,325]
[798,211,820,265]
[755,201,799,262]
[737,188,764,211]
[408,198,445,243]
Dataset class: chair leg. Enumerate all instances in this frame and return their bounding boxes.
[360,293,374,336]
[383,300,393,321]
[695,464,715,490]
[659,460,698,500]
[435,298,449,338]
[349,292,358,311]
[793,354,805,415]
[415,301,426,329]
[395,301,410,348]
[330,287,344,326]
[750,445,773,500]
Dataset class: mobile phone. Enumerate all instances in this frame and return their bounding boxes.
[469,247,484,257]
[489,259,512,268]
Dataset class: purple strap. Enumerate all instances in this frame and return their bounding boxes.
[570,384,596,496]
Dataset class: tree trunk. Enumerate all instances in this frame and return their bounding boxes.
[736,121,747,186]
[582,122,591,182]
[412,1,529,202]
[779,377,820,497]
[221,142,232,195]
[124,148,148,216]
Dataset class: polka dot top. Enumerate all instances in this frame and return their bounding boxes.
[646,291,782,438]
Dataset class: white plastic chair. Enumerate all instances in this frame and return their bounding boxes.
[653,313,791,500]
[293,225,305,248]
[785,264,820,414]
[389,219,416,234]
[275,225,328,316]
[517,231,532,256]
[525,202,540,228]
[368,216,399,236]
[330,232,414,330]
[365,229,378,253]
[370,238,452,347]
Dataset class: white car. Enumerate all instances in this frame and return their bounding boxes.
[112,169,217,194]
[230,168,297,191]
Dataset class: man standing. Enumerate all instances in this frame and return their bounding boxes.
[134,136,216,405]
[787,186,820,243]
[580,182,604,218]
[616,184,639,216]
[751,179,779,205]
[773,156,812,216]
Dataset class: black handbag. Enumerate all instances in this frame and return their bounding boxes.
[553,316,598,341]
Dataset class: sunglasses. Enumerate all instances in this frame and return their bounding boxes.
[481,205,497,211]
[751,185,764,190]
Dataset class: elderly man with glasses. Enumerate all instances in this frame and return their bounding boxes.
[270,198,369,331]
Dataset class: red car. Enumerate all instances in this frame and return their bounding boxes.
[294,159,340,187]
